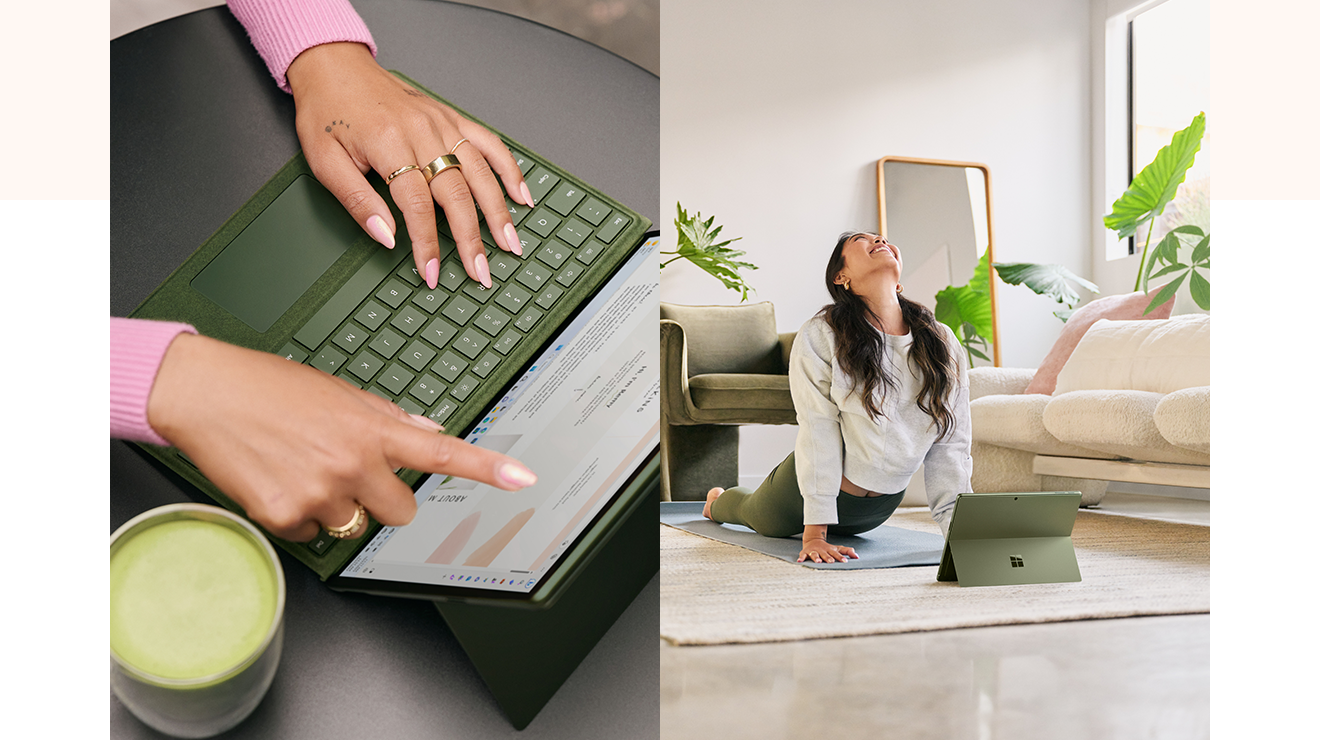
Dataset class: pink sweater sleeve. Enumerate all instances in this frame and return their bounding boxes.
[227,0,377,93]
[110,318,197,446]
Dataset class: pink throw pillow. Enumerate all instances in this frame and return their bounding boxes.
[1024,288,1175,395]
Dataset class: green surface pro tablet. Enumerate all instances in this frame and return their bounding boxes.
[936,491,1083,587]
[129,73,657,609]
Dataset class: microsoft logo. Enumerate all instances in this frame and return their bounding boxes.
[1009,555,1024,568]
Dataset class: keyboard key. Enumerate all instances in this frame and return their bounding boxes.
[525,166,561,204]
[332,322,369,354]
[454,328,490,360]
[421,316,458,348]
[516,232,542,258]
[294,246,408,351]
[438,260,466,291]
[369,328,406,358]
[408,374,446,405]
[544,182,587,217]
[575,241,604,265]
[442,295,479,325]
[471,352,501,378]
[367,386,393,402]
[411,286,447,314]
[574,197,611,226]
[354,300,390,331]
[505,197,531,226]
[432,351,468,383]
[555,262,584,288]
[555,218,591,248]
[395,261,423,286]
[428,398,458,425]
[535,240,572,269]
[311,346,347,374]
[390,305,427,336]
[514,306,543,332]
[348,350,385,382]
[495,284,532,314]
[277,343,308,363]
[306,531,338,556]
[535,284,565,309]
[377,363,415,395]
[493,329,521,356]
[475,306,512,337]
[510,150,534,177]
[396,397,426,416]
[515,261,553,291]
[451,374,480,401]
[401,340,437,372]
[488,251,520,282]
[462,281,496,304]
[597,213,631,243]
[524,208,562,238]
[375,279,412,308]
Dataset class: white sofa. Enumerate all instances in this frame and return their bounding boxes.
[968,314,1210,506]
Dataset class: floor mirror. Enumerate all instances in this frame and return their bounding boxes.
[876,156,1000,367]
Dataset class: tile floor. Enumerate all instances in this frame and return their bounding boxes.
[661,493,1211,739]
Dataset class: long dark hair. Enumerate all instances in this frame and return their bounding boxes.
[821,231,959,441]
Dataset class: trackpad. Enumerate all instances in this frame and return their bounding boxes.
[191,175,360,332]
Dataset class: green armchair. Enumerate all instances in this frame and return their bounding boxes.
[660,302,798,501]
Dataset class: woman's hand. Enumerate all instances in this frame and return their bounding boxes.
[147,334,537,542]
[286,42,532,291]
[797,524,859,563]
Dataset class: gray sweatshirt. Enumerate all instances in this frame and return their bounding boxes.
[789,314,972,536]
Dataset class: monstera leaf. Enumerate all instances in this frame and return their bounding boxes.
[993,262,1099,308]
[935,251,994,364]
[662,202,758,301]
[1104,111,1205,241]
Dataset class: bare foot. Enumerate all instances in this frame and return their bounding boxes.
[703,488,724,520]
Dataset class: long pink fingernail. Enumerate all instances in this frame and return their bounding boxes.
[504,223,523,256]
[520,182,535,208]
[367,215,395,249]
[425,258,439,289]
[498,462,537,488]
[474,252,492,289]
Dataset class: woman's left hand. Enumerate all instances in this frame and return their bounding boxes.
[286,42,532,291]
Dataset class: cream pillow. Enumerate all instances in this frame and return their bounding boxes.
[1053,314,1209,395]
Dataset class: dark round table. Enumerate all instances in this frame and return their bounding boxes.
[110,1,658,737]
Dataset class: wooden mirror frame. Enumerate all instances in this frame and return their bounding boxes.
[876,156,1000,367]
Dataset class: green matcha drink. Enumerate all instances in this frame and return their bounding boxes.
[111,518,278,679]
[111,504,285,738]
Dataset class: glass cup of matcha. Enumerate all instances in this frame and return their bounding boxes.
[110,504,286,738]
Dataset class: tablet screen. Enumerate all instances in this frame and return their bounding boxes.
[337,235,659,595]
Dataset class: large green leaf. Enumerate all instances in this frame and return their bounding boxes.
[935,251,995,348]
[992,262,1099,307]
[662,202,758,301]
[1104,112,1205,240]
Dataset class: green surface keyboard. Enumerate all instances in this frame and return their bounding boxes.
[280,158,633,429]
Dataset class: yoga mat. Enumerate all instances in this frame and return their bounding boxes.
[659,501,943,570]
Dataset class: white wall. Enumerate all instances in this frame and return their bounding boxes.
[661,0,1094,483]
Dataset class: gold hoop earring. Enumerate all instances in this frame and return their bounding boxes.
[841,278,850,292]
[895,284,903,295]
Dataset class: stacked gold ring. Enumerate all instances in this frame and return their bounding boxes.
[449,138,470,155]
[385,164,420,184]
[325,504,367,539]
[422,154,463,183]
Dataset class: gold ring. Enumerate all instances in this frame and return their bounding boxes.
[385,164,420,184]
[448,138,470,155]
[422,154,462,183]
[326,504,367,539]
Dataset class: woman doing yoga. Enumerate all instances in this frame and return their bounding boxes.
[703,232,972,563]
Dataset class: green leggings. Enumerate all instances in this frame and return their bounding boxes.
[710,452,905,538]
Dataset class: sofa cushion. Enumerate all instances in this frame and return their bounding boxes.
[1042,389,1211,465]
[688,373,793,411]
[970,394,1120,459]
[1154,386,1210,454]
[660,302,784,376]
[1024,288,1175,395]
[969,367,1037,401]
[1054,314,1209,396]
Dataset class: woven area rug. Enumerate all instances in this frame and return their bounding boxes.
[660,508,1209,646]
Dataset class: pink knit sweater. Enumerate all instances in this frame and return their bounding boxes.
[111,0,376,445]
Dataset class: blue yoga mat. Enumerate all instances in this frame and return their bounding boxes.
[660,501,944,570]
